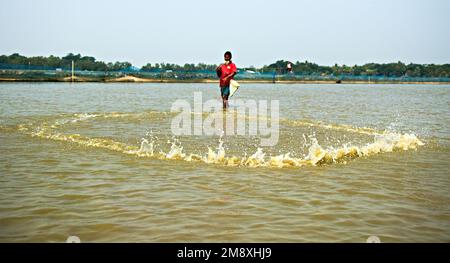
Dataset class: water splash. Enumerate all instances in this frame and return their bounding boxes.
[205,138,226,164]
[9,111,425,168]
[137,138,154,156]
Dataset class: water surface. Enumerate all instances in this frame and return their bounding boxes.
[0,83,449,242]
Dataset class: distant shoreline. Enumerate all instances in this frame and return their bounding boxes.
[1,77,449,85]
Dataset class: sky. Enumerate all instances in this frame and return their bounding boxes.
[1,0,449,67]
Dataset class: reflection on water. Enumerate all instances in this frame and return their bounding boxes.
[0,83,449,242]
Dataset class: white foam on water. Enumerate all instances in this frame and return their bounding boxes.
[13,111,425,169]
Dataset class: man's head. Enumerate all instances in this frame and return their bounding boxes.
[224,51,232,62]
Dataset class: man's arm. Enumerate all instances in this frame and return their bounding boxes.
[225,71,236,80]
[216,65,222,78]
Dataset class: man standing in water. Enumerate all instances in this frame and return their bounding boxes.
[216,51,237,109]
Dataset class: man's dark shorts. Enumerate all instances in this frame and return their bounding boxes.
[221,85,230,99]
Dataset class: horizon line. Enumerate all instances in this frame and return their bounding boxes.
[1,52,449,68]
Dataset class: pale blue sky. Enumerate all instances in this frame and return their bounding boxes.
[1,0,449,67]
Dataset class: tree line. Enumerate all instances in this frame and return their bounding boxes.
[261,60,450,78]
[1,53,449,77]
[0,53,131,71]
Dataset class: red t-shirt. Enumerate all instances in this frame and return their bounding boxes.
[219,62,237,87]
